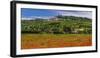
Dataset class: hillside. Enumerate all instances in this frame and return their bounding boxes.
[21,16,92,34]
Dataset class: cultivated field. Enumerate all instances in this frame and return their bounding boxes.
[21,34,92,49]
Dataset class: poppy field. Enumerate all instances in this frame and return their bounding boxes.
[21,34,92,49]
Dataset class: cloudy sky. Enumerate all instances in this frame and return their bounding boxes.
[21,8,92,20]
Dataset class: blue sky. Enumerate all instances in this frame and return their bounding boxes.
[21,8,92,20]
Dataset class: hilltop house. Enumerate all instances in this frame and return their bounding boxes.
[48,17,59,21]
[72,28,84,34]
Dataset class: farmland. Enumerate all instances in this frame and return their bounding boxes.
[21,34,92,49]
[21,16,92,49]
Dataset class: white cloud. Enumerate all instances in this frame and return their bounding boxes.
[57,10,92,19]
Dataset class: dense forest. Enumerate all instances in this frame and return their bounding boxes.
[21,16,92,34]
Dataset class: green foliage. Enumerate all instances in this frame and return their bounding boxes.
[21,16,92,34]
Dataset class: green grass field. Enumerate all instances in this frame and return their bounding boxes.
[21,34,92,49]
